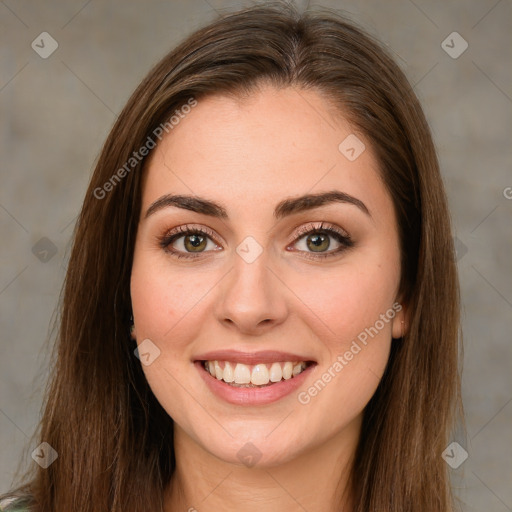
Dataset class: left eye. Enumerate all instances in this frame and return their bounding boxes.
[294,231,341,252]
[290,224,353,258]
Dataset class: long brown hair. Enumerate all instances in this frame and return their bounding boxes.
[1,3,461,511]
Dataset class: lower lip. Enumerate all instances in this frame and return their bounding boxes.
[194,361,316,406]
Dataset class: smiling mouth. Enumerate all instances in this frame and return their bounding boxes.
[200,360,316,388]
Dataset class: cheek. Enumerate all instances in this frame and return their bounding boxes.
[293,274,394,436]
[130,255,217,345]
[129,257,216,426]
[289,259,398,350]
[288,253,398,410]
[129,255,217,405]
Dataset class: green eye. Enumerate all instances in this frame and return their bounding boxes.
[183,233,208,252]
[305,233,331,252]
[291,223,354,259]
[159,225,220,259]
[159,222,353,261]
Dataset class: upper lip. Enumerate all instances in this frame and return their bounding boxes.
[194,350,317,365]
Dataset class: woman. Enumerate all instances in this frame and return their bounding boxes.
[0,3,461,511]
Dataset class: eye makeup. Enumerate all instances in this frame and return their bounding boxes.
[157,221,354,261]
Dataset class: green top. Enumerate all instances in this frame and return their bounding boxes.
[0,498,29,512]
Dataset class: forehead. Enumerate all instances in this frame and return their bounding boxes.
[141,86,390,221]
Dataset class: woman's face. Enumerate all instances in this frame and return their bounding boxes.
[130,86,405,467]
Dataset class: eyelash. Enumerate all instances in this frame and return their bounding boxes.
[158,222,354,261]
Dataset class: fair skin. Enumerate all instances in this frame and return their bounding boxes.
[130,85,406,512]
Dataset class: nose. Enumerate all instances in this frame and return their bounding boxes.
[214,249,289,335]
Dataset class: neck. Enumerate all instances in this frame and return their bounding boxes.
[164,417,360,512]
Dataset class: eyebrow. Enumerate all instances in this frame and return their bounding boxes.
[144,190,371,220]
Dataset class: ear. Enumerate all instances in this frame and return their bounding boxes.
[130,315,137,340]
[391,301,408,339]
[130,326,137,340]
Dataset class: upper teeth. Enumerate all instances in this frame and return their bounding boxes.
[204,360,307,386]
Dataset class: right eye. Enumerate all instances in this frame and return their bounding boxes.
[158,224,222,259]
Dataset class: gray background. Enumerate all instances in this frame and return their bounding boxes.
[0,0,511,510]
